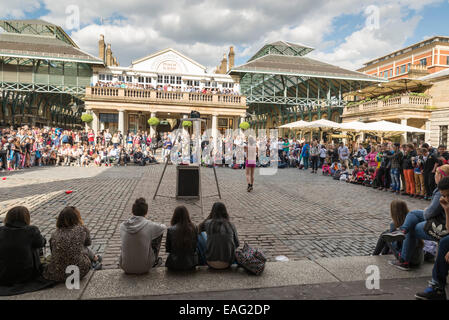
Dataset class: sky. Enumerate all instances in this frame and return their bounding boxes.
[1,0,449,72]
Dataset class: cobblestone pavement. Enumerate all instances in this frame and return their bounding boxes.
[0,165,428,269]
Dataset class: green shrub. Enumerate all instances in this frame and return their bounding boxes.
[239,121,250,130]
[81,114,93,123]
[147,117,160,126]
[182,120,192,127]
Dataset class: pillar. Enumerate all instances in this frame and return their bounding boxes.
[150,112,156,138]
[425,120,431,144]
[118,109,125,135]
[212,114,218,143]
[182,114,188,134]
[92,111,99,133]
[401,118,408,144]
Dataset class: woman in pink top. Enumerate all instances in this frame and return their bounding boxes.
[365,148,378,169]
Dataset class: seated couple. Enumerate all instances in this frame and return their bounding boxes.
[119,199,240,273]
[0,206,101,295]
[375,164,449,300]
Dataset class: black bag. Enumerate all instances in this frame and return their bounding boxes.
[424,215,448,241]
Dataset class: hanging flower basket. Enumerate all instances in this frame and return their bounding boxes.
[182,120,192,127]
[81,114,93,123]
[239,121,250,130]
[148,117,160,126]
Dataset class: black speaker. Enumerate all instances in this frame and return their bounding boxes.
[176,165,200,199]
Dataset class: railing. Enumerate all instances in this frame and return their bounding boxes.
[344,94,432,115]
[85,87,246,106]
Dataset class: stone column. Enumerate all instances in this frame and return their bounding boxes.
[150,112,156,138]
[425,120,431,144]
[212,114,218,142]
[118,109,125,135]
[401,118,408,144]
[92,111,99,133]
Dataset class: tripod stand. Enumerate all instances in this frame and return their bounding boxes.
[152,118,222,217]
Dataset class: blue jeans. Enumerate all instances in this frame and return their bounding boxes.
[432,235,449,287]
[390,168,401,192]
[197,232,207,266]
[302,156,309,169]
[353,158,360,167]
[400,210,435,263]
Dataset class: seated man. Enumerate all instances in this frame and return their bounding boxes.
[415,178,449,300]
[119,198,166,274]
[143,147,157,164]
[383,167,449,270]
[117,146,130,166]
[133,148,144,166]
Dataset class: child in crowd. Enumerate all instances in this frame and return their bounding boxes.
[330,161,341,176]
[322,161,331,176]
[363,168,376,187]
[339,165,349,182]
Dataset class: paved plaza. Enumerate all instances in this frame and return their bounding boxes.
[0,164,428,270]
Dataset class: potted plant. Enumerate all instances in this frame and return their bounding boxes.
[81,113,93,123]
[147,117,160,126]
[182,120,192,128]
[239,121,250,130]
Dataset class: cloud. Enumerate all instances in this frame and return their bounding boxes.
[1,0,445,71]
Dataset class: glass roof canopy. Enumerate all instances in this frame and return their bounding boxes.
[229,41,386,112]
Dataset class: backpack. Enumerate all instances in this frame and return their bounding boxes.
[235,243,266,275]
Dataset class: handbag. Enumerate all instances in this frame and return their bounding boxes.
[424,215,448,241]
[235,243,266,275]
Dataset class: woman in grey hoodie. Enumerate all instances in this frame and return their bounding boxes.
[119,198,166,274]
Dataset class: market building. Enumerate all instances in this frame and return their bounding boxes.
[0,19,104,128]
[357,36,449,80]
[228,41,384,139]
[344,36,449,146]
[84,36,246,137]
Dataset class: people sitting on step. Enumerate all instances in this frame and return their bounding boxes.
[198,202,240,270]
[119,198,166,274]
[165,206,199,271]
[0,206,46,286]
[43,206,102,282]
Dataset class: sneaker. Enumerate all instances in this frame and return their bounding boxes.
[415,284,447,300]
[382,230,406,242]
[153,257,163,268]
[388,259,411,271]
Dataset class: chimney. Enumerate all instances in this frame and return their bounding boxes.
[106,44,112,66]
[228,46,235,71]
[220,53,227,74]
[99,34,105,62]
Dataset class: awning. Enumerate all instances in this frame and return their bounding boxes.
[278,120,309,129]
[344,78,432,99]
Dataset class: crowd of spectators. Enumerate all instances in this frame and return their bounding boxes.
[94,81,239,95]
[0,126,160,172]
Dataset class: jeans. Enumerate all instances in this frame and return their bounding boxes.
[353,158,360,167]
[390,168,401,192]
[432,235,449,287]
[197,232,208,266]
[302,156,309,169]
[400,210,435,263]
[311,156,319,171]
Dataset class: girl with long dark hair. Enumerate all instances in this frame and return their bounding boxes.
[165,206,199,270]
[198,202,240,269]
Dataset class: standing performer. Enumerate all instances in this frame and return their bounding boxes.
[245,136,257,192]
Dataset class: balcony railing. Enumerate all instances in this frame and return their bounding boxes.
[86,87,246,107]
[344,94,432,115]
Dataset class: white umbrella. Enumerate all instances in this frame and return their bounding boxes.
[279,120,309,129]
[363,120,429,133]
[302,119,342,130]
[339,121,372,131]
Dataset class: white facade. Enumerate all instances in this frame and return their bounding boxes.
[91,48,239,93]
